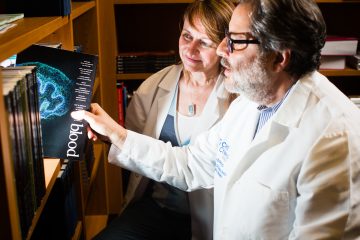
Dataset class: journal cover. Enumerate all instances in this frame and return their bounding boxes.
[17,44,98,161]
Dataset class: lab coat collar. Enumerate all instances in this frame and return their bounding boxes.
[270,73,313,129]
[254,71,313,139]
[155,64,227,139]
[226,72,314,181]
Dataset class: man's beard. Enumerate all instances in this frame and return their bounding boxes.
[224,55,275,105]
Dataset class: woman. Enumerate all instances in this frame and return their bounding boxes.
[94,0,235,239]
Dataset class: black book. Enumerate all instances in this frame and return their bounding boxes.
[17,45,98,161]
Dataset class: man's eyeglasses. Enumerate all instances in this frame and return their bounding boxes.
[225,29,260,53]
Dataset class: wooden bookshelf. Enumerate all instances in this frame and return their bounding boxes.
[93,77,100,96]
[72,221,83,240]
[85,215,108,239]
[114,1,186,86]
[71,1,96,19]
[91,142,104,189]
[0,0,122,239]
[317,1,360,95]
[117,73,152,80]
[320,68,360,77]
[113,0,360,4]
[316,0,360,2]
[0,17,69,61]
[118,69,360,80]
[114,0,359,97]
[114,0,192,4]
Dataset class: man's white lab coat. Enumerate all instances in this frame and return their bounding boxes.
[109,71,360,239]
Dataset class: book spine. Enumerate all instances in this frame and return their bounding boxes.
[117,82,125,126]
[26,70,46,207]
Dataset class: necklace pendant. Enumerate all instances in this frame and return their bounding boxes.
[188,103,196,116]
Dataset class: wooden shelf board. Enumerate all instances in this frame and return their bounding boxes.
[26,158,61,240]
[114,0,360,4]
[117,73,152,80]
[93,77,100,97]
[316,0,360,3]
[117,68,360,80]
[0,16,69,62]
[114,0,192,4]
[72,221,83,240]
[90,143,104,188]
[44,158,61,187]
[72,1,96,20]
[85,215,108,240]
[320,68,360,76]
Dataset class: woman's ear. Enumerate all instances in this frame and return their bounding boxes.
[273,49,291,72]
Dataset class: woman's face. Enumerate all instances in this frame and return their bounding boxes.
[179,17,220,74]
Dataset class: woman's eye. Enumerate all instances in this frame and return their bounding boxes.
[201,40,216,48]
[182,33,192,41]
[200,41,212,48]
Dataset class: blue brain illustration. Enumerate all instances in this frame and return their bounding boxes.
[19,62,74,120]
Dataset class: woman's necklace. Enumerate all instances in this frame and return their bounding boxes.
[183,75,196,117]
[182,72,217,117]
[188,101,196,116]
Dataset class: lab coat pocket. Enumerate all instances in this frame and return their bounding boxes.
[229,177,291,239]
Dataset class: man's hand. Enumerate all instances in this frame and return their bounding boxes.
[71,103,127,147]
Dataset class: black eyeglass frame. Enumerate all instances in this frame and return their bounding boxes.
[225,29,260,53]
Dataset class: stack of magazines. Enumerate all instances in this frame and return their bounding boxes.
[0,13,24,33]
[350,96,360,109]
[320,36,358,70]
[346,53,360,70]
[117,51,178,74]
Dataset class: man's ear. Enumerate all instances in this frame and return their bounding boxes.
[273,49,291,72]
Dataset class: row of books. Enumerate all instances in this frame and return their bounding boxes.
[116,81,132,192]
[80,135,95,200]
[117,81,129,126]
[2,66,45,238]
[320,36,358,70]
[0,13,23,33]
[117,51,178,74]
[350,96,360,109]
[346,54,360,70]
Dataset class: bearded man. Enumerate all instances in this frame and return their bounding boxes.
[72,0,360,239]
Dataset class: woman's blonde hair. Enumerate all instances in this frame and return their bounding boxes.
[181,0,235,45]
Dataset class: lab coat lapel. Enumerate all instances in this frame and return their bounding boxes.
[195,76,228,133]
[196,101,219,134]
[227,121,290,184]
[154,65,182,138]
[226,78,311,182]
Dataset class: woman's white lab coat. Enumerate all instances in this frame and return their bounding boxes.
[123,64,231,240]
